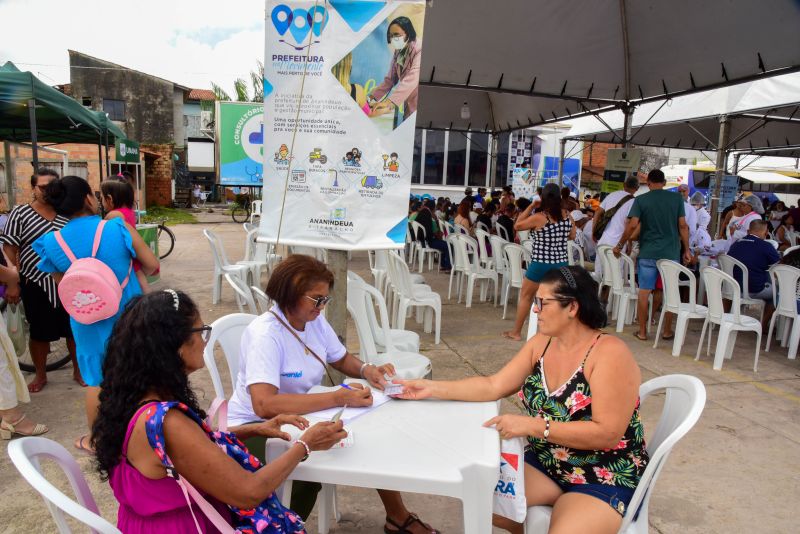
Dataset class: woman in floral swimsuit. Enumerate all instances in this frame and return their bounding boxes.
[397,265,649,534]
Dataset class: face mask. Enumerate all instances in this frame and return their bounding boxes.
[390,36,407,51]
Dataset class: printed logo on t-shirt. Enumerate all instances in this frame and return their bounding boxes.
[281,371,303,378]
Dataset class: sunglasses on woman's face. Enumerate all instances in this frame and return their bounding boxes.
[304,295,332,309]
[532,296,573,311]
[190,325,213,343]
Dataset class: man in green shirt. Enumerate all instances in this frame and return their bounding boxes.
[615,169,691,341]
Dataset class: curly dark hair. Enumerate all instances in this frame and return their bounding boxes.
[92,290,206,480]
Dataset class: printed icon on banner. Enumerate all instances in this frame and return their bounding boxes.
[271,4,328,51]
[382,152,399,172]
[274,144,291,165]
[328,170,340,187]
[343,147,362,167]
[290,170,306,183]
[308,148,328,165]
[361,175,383,189]
[331,208,347,221]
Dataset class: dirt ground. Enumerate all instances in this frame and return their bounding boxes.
[1,210,799,533]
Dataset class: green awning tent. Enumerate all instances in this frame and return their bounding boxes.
[0,61,125,144]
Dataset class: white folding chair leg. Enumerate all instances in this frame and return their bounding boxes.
[652,308,666,348]
[317,483,336,534]
[788,324,800,360]
[695,319,709,361]
[615,298,629,333]
[212,272,222,304]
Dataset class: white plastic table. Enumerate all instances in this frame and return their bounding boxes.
[267,398,499,534]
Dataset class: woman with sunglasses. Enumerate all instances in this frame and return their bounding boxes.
[93,290,346,533]
[396,266,649,534]
[227,254,441,534]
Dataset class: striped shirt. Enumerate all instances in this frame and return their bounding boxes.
[0,204,68,307]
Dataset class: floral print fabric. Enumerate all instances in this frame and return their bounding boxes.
[145,401,306,533]
[520,336,649,489]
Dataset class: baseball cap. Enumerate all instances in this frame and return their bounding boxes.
[569,191,578,199]
[570,209,587,222]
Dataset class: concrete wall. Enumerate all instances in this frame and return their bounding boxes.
[69,51,176,145]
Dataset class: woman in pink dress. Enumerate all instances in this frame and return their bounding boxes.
[93,290,346,533]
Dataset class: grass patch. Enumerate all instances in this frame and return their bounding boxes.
[140,207,197,226]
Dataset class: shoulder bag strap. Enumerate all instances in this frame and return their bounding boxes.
[269,310,336,385]
[205,397,228,432]
[95,219,133,289]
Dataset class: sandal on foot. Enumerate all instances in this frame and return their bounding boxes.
[384,513,440,534]
[633,332,648,341]
[0,415,48,440]
[74,435,95,455]
[661,333,675,340]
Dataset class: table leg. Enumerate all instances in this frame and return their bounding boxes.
[460,468,495,534]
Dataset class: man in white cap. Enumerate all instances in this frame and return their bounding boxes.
[470,202,482,225]
[570,209,595,262]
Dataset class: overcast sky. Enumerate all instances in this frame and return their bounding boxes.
[0,0,266,95]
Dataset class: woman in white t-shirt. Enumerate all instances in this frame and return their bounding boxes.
[227,254,440,533]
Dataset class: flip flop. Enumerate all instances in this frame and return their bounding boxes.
[661,334,675,340]
[27,380,47,393]
[74,435,95,455]
[633,333,648,341]
[384,513,440,534]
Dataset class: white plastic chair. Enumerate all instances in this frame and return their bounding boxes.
[441,220,455,237]
[409,220,441,273]
[250,285,272,314]
[654,260,708,356]
[604,248,638,332]
[249,199,262,223]
[405,225,417,265]
[454,223,470,235]
[347,277,431,378]
[245,229,282,277]
[387,251,442,344]
[347,271,420,353]
[566,240,585,268]
[224,274,258,314]
[474,228,495,269]
[502,244,527,320]
[454,234,499,308]
[7,437,121,533]
[490,235,511,299]
[696,267,762,372]
[517,229,530,242]
[203,228,251,305]
[496,223,511,242]
[765,264,800,359]
[202,313,257,399]
[717,254,766,323]
[595,244,615,308]
[446,233,466,301]
[525,375,706,534]
[783,244,800,256]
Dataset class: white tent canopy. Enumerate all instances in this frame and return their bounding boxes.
[564,72,800,151]
[417,0,800,132]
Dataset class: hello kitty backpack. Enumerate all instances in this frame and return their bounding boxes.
[53,219,131,325]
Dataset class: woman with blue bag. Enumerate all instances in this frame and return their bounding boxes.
[93,290,346,533]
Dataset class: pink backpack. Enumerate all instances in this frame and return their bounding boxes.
[53,219,131,325]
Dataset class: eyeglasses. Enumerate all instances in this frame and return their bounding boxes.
[532,296,573,311]
[189,325,213,343]
[304,295,332,309]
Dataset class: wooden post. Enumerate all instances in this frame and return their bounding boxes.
[3,141,15,207]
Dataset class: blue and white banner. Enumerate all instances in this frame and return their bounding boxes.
[260,0,426,250]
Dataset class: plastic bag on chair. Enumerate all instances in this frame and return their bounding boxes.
[5,303,28,357]
[493,437,527,522]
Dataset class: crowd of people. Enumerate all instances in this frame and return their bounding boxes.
[1,168,796,533]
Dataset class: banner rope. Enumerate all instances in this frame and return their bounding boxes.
[273,0,325,249]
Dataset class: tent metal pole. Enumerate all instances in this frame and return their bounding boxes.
[488,134,498,188]
[4,141,15,207]
[98,139,104,180]
[104,129,110,176]
[732,153,741,175]
[621,104,633,147]
[709,115,730,237]
[557,138,566,187]
[28,99,39,172]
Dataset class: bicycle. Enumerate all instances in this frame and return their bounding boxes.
[156,221,176,259]
[0,299,71,372]
[230,194,252,224]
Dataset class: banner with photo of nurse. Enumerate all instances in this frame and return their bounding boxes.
[261,0,426,250]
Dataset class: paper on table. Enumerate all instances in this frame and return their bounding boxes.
[303,385,392,424]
